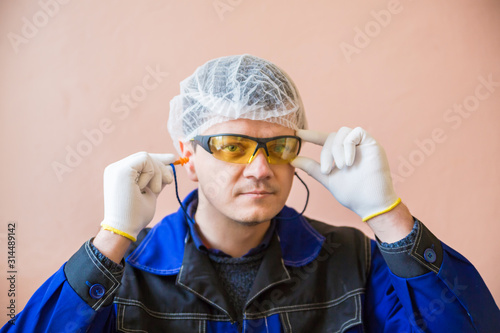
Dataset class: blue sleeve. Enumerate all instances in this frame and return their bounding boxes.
[0,240,121,332]
[364,220,500,332]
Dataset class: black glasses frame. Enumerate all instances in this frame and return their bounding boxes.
[191,133,302,161]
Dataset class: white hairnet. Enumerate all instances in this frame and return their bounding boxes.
[167,54,307,153]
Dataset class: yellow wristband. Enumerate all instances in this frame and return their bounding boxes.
[362,198,402,222]
[101,224,137,242]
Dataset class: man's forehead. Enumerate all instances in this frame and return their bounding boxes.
[201,119,295,137]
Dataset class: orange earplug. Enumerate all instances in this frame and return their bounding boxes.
[173,156,189,166]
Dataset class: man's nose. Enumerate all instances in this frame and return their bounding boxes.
[243,148,273,179]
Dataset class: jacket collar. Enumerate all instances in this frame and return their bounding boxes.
[126,189,325,275]
[176,230,292,322]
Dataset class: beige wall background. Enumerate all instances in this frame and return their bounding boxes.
[1,0,499,312]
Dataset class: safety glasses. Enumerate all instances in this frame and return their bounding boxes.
[191,134,302,164]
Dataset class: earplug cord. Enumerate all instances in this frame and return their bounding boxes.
[170,163,195,224]
[277,172,310,220]
[170,164,309,223]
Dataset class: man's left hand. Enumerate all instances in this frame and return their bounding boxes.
[291,127,401,222]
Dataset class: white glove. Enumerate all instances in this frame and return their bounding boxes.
[100,152,177,241]
[291,127,400,221]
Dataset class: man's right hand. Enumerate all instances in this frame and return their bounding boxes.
[100,152,177,242]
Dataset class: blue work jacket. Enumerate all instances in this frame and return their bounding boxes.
[2,190,499,332]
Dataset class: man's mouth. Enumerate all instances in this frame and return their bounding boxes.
[240,190,274,197]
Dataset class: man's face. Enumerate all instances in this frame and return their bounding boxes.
[185,119,296,226]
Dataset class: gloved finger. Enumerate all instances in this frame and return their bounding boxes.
[148,157,164,194]
[320,133,336,174]
[295,129,331,146]
[148,153,176,184]
[291,156,329,185]
[160,164,174,184]
[136,155,155,190]
[149,153,177,165]
[331,127,352,169]
[343,127,366,167]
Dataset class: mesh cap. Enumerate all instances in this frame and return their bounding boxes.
[168,54,307,153]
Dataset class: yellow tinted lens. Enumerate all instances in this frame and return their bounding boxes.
[267,137,300,164]
[209,136,257,163]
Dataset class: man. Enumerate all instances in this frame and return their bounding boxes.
[2,54,499,332]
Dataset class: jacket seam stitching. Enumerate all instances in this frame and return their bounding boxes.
[281,312,292,332]
[116,303,147,333]
[245,258,291,307]
[336,293,362,333]
[411,221,440,273]
[245,288,364,318]
[176,266,233,320]
[114,297,229,320]
[84,241,120,310]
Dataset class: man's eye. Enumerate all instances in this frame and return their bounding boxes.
[222,145,240,152]
[271,144,287,153]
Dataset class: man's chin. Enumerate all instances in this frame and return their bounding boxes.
[230,206,283,226]
[234,220,268,227]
